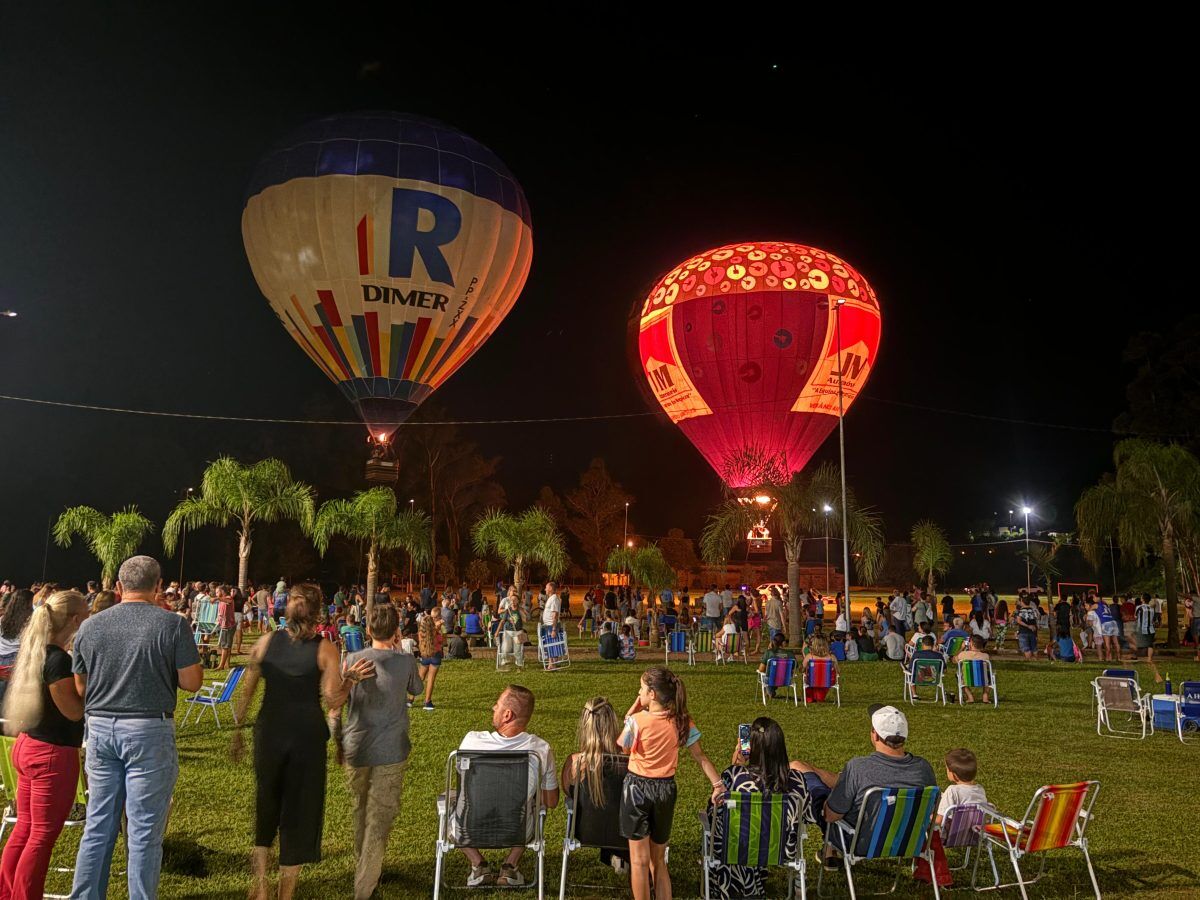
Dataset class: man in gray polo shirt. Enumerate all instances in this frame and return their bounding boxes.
[70,555,203,900]
[333,602,423,900]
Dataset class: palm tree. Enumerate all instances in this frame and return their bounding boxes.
[1075,439,1200,646]
[53,505,155,589]
[606,544,677,604]
[700,462,885,645]
[1016,541,1063,601]
[471,507,568,598]
[311,487,431,608]
[911,520,952,597]
[162,457,315,593]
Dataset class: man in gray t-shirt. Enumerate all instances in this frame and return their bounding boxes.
[70,555,203,900]
[825,704,936,852]
[334,603,423,900]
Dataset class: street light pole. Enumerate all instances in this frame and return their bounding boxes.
[1022,506,1032,591]
[408,498,415,591]
[178,487,193,586]
[835,299,853,625]
[823,504,832,593]
[623,501,630,582]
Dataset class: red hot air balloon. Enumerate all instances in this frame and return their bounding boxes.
[636,241,880,489]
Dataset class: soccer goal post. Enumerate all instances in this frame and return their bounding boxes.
[1057,582,1099,602]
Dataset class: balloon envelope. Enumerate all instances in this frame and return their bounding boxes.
[242,112,532,437]
[636,241,880,488]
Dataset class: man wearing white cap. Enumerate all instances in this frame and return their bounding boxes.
[823,704,936,846]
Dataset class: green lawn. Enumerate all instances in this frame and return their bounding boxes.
[36,634,1200,899]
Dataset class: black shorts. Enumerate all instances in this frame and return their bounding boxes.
[620,773,677,844]
[1135,632,1154,650]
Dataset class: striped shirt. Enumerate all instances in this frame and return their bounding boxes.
[1134,603,1155,635]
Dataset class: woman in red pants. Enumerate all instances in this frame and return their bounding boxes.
[0,589,88,900]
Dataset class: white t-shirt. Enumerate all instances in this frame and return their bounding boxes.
[883,631,906,659]
[458,729,558,794]
[720,589,733,611]
[703,592,722,617]
[969,619,992,640]
[937,781,989,818]
[542,594,561,627]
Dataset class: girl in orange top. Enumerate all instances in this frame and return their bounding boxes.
[618,667,723,900]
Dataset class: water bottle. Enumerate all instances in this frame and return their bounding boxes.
[1165,671,1172,695]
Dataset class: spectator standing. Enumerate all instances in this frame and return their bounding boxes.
[1015,596,1039,659]
[0,589,34,707]
[889,593,911,638]
[542,582,561,629]
[215,586,235,670]
[941,595,955,626]
[332,603,422,900]
[416,614,443,710]
[254,584,271,635]
[0,590,88,900]
[764,588,787,642]
[1133,595,1161,680]
[701,585,722,630]
[69,556,203,900]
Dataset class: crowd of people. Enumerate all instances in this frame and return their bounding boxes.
[0,562,1197,899]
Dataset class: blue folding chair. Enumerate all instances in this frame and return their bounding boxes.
[665,628,689,665]
[539,625,570,670]
[181,665,246,728]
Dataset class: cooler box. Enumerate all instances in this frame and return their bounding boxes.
[1151,694,1179,732]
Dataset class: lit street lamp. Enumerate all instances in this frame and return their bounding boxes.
[0,310,16,318]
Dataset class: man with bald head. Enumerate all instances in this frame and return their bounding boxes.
[454,685,559,888]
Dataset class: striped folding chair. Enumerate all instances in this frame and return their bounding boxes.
[956,659,998,707]
[665,628,689,665]
[904,657,946,705]
[939,802,988,872]
[539,625,571,670]
[942,636,967,659]
[759,656,798,706]
[803,658,840,707]
[700,791,808,900]
[818,785,941,900]
[689,628,713,665]
[717,631,748,665]
[973,781,1101,900]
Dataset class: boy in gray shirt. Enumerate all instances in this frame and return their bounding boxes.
[333,602,423,900]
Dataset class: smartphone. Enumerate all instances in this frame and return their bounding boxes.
[738,723,751,754]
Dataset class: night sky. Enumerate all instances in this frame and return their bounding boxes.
[1,11,1190,586]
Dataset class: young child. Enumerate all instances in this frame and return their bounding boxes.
[918,748,989,887]
[619,624,637,660]
[716,610,738,662]
[1049,626,1082,663]
[620,668,723,900]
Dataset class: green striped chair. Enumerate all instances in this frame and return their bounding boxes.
[689,628,713,665]
[699,791,807,900]
[956,659,998,707]
[817,785,941,900]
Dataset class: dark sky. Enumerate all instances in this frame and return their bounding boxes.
[1,11,1190,585]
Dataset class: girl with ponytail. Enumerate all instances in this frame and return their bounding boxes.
[0,590,88,899]
[618,667,723,900]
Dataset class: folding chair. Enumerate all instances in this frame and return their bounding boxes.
[956,659,999,708]
[689,627,713,665]
[942,636,967,659]
[1089,668,1137,714]
[1092,675,1150,739]
[817,785,942,900]
[1170,681,1200,742]
[717,631,749,665]
[665,628,690,665]
[538,625,570,670]
[340,628,365,664]
[659,613,678,638]
[559,755,629,899]
[192,598,218,643]
[904,657,946,705]
[939,802,988,873]
[759,656,798,706]
[180,665,246,728]
[700,790,807,900]
[974,781,1101,900]
[434,749,547,900]
[803,659,841,707]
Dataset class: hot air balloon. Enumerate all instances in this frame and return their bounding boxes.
[242,112,532,482]
[636,241,880,546]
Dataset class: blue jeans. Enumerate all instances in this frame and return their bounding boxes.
[71,716,178,900]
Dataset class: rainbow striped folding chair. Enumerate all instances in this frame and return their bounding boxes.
[904,657,946,705]
[973,781,1101,899]
[689,628,713,665]
[817,785,941,900]
[939,802,989,872]
[665,628,689,665]
[699,791,808,900]
[803,658,841,707]
[717,631,748,665]
[956,659,998,707]
[759,656,798,706]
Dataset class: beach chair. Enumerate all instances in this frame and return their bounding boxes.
[665,628,690,665]
[717,631,748,665]
[192,598,218,643]
[904,657,946,705]
[939,802,988,872]
[434,750,548,900]
[689,627,713,665]
[973,781,1101,900]
[559,755,629,899]
[699,790,808,900]
[817,785,942,900]
[803,658,841,707]
[180,665,245,728]
[1092,674,1150,739]
[1089,668,1137,713]
[956,659,999,708]
[759,655,799,706]
[942,636,967,659]
[1171,681,1200,742]
[659,613,678,639]
[538,625,570,670]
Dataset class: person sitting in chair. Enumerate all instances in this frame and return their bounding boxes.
[908,635,943,701]
[446,626,471,660]
[598,622,620,660]
[954,635,991,704]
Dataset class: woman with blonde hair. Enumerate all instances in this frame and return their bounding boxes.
[415,612,443,710]
[232,584,373,900]
[560,697,628,873]
[0,590,88,899]
[801,634,837,703]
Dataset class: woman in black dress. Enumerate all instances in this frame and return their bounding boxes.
[232,583,373,900]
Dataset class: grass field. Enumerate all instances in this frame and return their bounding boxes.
[29,629,1200,899]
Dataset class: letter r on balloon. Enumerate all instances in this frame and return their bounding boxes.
[389,188,462,286]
